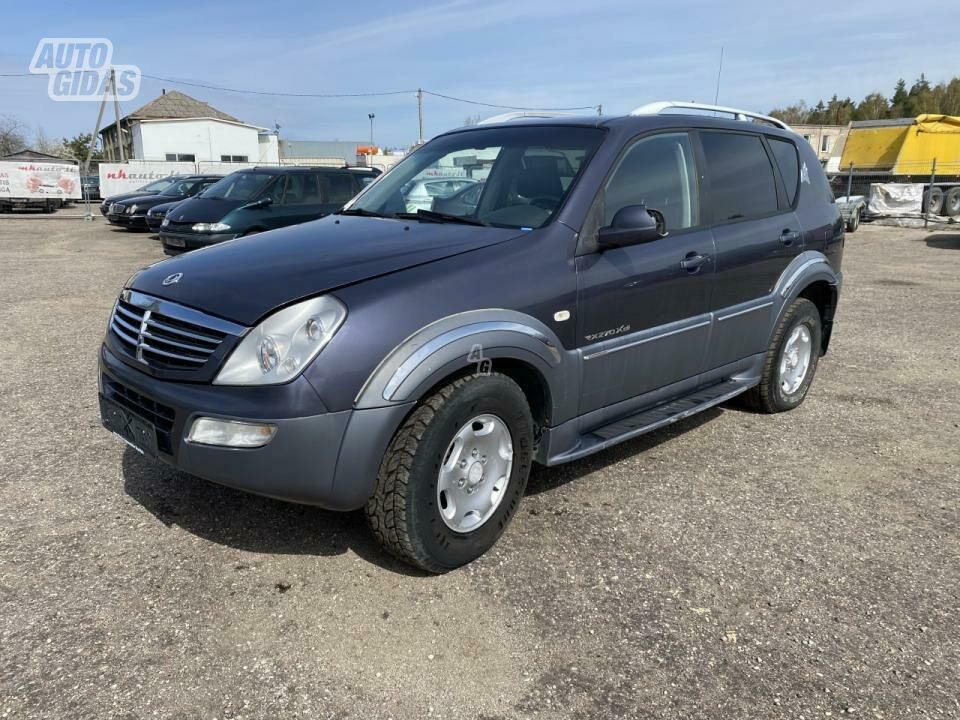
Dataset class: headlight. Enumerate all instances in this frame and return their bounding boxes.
[191,222,231,233]
[161,217,169,227]
[214,296,347,386]
[127,204,137,214]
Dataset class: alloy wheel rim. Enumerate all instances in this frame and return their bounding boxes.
[778,324,813,395]
[436,414,513,533]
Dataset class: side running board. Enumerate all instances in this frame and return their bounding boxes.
[554,379,752,464]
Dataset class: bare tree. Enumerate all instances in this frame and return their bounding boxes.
[0,115,28,156]
[463,114,482,127]
[33,127,66,157]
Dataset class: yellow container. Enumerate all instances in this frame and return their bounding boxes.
[839,115,960,175]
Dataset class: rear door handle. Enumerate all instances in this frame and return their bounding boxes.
[680,252,711,273]
[780,229,801,246]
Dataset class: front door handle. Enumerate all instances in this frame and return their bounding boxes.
[780,229,801,246]
[680,252,710,273]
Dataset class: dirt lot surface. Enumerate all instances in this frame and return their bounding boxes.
[1,218,958,719]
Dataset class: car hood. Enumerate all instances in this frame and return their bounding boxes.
[147,200,182,214]
[131,214,526,325]
[163,196,246,223]
[103,190,156,204]
[115,193,182,210]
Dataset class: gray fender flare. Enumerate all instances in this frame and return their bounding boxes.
[770,250,842,346]
[354,309,578,422]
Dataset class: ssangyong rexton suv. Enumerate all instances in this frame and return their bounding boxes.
[99,102,844,572]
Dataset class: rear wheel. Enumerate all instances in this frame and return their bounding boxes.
[744,298,822,413]
[943,187,960,217]
[366,373,534,573]
[923,186,944,216]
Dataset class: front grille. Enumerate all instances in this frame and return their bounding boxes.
[112,297,226,369]
[109,202,123,214]
[101,375,175,453]
[109,291,245,376]
[162,220,196,233]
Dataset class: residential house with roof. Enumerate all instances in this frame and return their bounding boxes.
[99,90,279,165]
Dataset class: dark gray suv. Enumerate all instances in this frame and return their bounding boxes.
[99,102,844,572]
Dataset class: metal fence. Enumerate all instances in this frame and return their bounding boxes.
[828,158,960,226]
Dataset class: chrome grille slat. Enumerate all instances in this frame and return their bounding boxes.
[140,330,212,356]
[115,303,144,323]
[112,313,141,337]
[146,317,222,346]
[140,342,207,364]
[111,322,139,349]
[108,290,245,374]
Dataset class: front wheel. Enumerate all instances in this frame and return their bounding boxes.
[366,373,534,572]
[745,298,822,413]
[846,208,860,233]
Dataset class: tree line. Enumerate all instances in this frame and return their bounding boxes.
[0,115,102,163]
[770,74,960,125]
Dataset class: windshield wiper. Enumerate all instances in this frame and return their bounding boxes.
[403,209,488,226]
[337,207,397,219]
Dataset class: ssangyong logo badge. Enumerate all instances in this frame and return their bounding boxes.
[162,272,183,286]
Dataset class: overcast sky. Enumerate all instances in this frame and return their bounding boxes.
[2,0,958,148]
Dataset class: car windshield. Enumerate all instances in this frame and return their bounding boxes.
[202,171,277,201]
[139,177,176,193]
[159,179,202,197]
[349,125,604,229]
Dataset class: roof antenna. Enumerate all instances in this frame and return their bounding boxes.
[714,46,724,106]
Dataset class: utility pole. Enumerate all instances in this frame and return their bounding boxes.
[110,68,126,162]
[417,88,424,145]
[368,113,375,146]
[83,81,111,220]
[597,104,603,116]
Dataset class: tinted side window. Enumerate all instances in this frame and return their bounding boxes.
[768,137,799,205]
[701,132,779,222]
[602,132,700,231]
[325,174,356,204]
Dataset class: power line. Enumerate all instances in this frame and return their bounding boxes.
[141,73,416,98]
[421,90,596,112]
[1,71,596,111]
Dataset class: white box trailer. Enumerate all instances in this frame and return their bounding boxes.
[0,160,81,212]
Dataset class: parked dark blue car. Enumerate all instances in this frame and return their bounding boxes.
[99,102,844,571]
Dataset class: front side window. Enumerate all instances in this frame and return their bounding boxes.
[700,132,779,222]
[201,172,278,201]
[349,126,604,229]
[601,132,699,232]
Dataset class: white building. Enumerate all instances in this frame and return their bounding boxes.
[99,90,279,165]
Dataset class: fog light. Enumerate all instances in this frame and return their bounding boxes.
[186,417,277,448]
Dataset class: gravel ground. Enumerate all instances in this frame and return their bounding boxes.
[1,218,958,719]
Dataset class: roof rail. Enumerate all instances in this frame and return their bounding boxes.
[630,101,791,131]
[477,111,579,125]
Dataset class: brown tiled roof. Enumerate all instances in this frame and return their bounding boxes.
[104,90,242,130]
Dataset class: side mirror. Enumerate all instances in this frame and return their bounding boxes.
[241,197,273,210]
[597,205,667,250]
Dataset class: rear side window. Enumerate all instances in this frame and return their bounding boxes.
[700,132,779,222]
[768,137,800,205]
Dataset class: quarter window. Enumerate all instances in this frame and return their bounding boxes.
[768,137,800,205]
[324,174,356,204]
[700,132,779,222]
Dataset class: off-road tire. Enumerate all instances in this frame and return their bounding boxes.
[366,373,534,573]
[744,298,822,413]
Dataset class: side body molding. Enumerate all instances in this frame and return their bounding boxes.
[355,309,580,423]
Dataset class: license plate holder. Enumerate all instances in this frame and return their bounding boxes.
[99,395,159,457]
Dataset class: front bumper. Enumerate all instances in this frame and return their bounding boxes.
[98,344,412,510]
